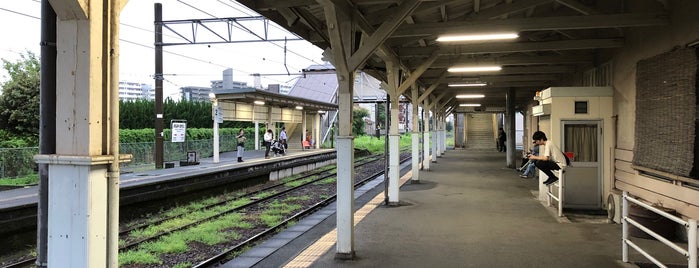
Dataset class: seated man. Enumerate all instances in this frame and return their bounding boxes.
[527,131,567,185]
[520,143,539,178]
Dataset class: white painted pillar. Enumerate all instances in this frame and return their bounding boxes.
[386,61,400,204]
[436,115,442,157]
[335,71,355,258]
[431,107,438,162]
[441,115,446,154]
[32,1,124,266]
[335,135,354,253]
[388,97,400,204]
[302,111,307,149]
[314,113,321,149]
[212,99,220,163]
[423,100,430,170]
[267,105,274,136]
[213,119,219,163]
[254,122,260,150]
[411,86,420,182]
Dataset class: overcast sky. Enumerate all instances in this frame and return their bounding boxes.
[0,0,325,97]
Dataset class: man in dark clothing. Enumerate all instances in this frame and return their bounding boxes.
[497,128,506,152]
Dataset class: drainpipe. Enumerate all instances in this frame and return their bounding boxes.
[108,2,122,267]
[37,1,56,266]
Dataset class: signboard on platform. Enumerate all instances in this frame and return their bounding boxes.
[171,121,187,142]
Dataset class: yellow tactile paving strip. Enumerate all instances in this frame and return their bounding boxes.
[284,172,414,268]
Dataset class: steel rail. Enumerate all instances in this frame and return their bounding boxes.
[193,155,411,267]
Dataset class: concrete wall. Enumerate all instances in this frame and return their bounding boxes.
[611,0,699,219]
[269,159,336,181]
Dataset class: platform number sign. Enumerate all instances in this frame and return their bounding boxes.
[171,122,186,142]
[213,105,223,123]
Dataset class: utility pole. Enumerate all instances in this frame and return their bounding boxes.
[154,3,164,169]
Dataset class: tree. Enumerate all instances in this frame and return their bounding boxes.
[376,101,386,128]
[446,120,453,132]
[352,106,370,136]
[0,51,40,144]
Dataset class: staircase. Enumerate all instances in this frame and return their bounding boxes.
[283,123,312,150]
[465,114,496,150]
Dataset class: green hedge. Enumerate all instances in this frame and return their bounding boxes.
[119,127,265,143]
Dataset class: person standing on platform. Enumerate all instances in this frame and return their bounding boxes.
[264,129,274,159]
[236,129,246,162]
[279,126,288,155]
[497,127,506,152]
[527,131,567,185]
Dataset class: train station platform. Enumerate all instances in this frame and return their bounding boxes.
[228,149,686,268]
[0,148,334,220]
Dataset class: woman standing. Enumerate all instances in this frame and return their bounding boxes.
[236,129,246,162]
[279,126,288,155]
[264,129,274,159]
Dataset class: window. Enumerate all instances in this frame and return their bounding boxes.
[564,123,598,162]
[574,101,588,114]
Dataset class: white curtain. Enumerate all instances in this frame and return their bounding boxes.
[564,124,597,162]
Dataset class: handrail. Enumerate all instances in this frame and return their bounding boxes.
[546,169,565,217]
[321,110,338,145]
[622,191,698,268]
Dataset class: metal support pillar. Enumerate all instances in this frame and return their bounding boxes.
[154,4,164,169]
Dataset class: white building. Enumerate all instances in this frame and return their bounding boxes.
[118,81,154,101]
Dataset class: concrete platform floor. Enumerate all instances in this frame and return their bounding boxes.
[234,149,690,268]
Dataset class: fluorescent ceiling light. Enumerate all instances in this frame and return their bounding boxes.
[436,33,518,42]
[254,100,265,105]
[448,66,501,72]
[449,83,487,87]
[459,104,482,107]
[456,94,485,98]
[295,106,303,110]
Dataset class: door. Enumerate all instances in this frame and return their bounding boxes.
[561,121,602,209]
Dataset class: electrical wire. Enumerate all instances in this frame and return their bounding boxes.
[0,7,39,19]
[1,1,328,92]
[176,0,322,65]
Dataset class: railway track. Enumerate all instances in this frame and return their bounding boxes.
[1,153,408,268]
[194,153,411,267]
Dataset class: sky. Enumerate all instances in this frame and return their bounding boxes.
[0,0,326,98]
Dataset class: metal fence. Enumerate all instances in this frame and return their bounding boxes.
[0,136,240,179]
[622,191,697,267]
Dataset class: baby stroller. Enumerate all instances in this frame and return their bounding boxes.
[271,140,285,156]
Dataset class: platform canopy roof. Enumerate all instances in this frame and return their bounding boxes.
[212,88,337,123]
[214,88,337,112]
[234,0,668,113]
